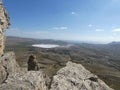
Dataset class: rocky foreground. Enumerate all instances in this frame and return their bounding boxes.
[0,52,48,90]
[0,52,113,90]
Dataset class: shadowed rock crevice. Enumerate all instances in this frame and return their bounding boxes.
[1,66,9,83]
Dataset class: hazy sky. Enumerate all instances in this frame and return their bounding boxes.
[4,0,120,43]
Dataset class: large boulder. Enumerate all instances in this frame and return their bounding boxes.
[50,61,113,90]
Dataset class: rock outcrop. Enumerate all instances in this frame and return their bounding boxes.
[28,55,39,71]
[0,52,19,84]
[0,52,48,90]
[50,61,113,90]
[0,1,10,55]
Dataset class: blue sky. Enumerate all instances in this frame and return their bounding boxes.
[3,0,120,43]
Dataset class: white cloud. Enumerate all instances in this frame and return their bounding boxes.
[53,27,59,30]
[112,28,120,32]
[113,33,117,36]
[71,12,79,15]
[88,24,92,27]
[95,29,104,32]
[52,26,68,30]
[112,26,115,29]
[60,27,68,30]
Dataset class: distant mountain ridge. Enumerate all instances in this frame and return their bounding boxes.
[6,36,68,46]
[108,42,120,45]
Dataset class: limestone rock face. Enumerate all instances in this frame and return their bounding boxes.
[0,52,20,74]
[0,52,19,84]
[0,65,7,84]
[0,2,10,55]
[0,71,48,90]
[50,61,113,90]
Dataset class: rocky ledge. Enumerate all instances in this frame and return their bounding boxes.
[50,61,113,90]
[0,52,113,90]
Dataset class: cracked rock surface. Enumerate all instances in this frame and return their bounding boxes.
[0,2,10,55]
[50,61,113,90]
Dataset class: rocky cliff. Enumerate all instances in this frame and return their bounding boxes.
[50,62,113,90]
[0,1,10,55]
